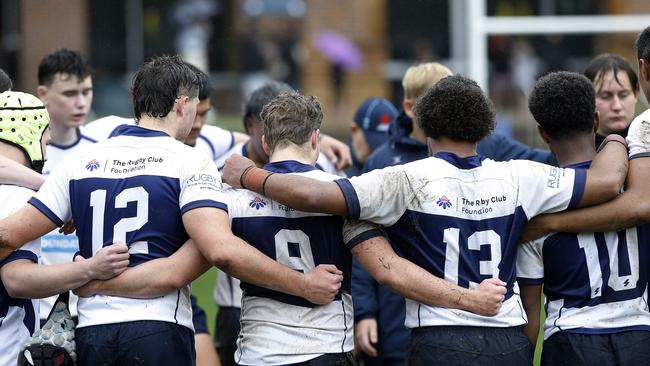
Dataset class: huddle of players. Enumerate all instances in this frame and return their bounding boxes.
[1,28,650,366]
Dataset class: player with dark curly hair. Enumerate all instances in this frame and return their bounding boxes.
[519,71,650,366]
[528,71,596,140]
[414,75,495,143]
[221,74,629,365]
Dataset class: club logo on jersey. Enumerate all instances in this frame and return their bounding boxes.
[249,196,267,210]
[86,159,100,172]
[437,195,452,209]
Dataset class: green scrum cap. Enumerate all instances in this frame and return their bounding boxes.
[0,91,49,172]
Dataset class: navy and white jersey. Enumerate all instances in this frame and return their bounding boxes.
[214,144,345,310]
[29,125,224,330]
[336,152,585,328]
[82,115,234,161]
[517,160,650,340]
[216,142,345,177]
[0,185,40,366]
[40,128,97,320]
[80,115,134,142]
[216,160,353,365]
[627,109,650,159]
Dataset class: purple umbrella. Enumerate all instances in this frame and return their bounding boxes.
[313,30,364,72]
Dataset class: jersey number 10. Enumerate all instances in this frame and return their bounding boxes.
[578,228,639,298]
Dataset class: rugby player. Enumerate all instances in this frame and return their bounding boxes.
[0,91,128,366]
[518,71,650,365]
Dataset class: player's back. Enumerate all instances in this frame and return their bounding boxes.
[213,145,345,310]
[342,152,583,328]
[518,162,650,339]
[220,160,352,365]
[30,125,224,330]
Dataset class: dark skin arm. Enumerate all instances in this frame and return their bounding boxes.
[575,135,628,208]
[522,146,641,243]
[520,284,543,348]
[222,154,347,216]
[222,135,627,219]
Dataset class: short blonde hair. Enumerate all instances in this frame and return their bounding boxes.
[402,62,453,100]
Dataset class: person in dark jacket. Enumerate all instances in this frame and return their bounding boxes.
[583,54,640,148]
[345,97,398,177]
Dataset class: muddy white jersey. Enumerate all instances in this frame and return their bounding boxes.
[626,108,650,159]
[40,128,97,320]
[517,160,650,340]
[0,185,40,366]
[216,160,353,365]
[335,152,585,328]
[213,144,345,309]
[29,125,225,330]
[82,115,234,161]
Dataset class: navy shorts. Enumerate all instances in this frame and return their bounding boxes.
[191,294,209,335]
[542,330,650,366]
[407,325,532,366]
[76,320,195,365]
[214,306,241,366]
[289,352,356,366]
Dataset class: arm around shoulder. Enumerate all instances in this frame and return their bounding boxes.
[579,134,628,207]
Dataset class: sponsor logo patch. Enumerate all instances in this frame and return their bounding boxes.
[437,195,452,209]
[86,159,100,171]
[249,196,267,210]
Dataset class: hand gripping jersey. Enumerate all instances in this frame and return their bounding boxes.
[0,185,40,366]
[216,160,353,365]
[214,144,346,311]
[28,125,224,330]
[39,128,97,321]
[336,152,585,328]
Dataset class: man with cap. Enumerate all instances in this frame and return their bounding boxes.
[346,97,398,177]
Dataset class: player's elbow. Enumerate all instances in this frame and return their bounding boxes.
[165,272,191,290]
[2,273,30,298]
[628,194,650,222]
[372,272,392,288]
[369,266,399,290]
[602,175,624,199]
[205,240,235,271]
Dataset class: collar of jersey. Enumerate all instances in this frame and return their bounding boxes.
[48,128,84,149]
[264,160,316,173]
[564,160,591,169]
[110,124,170,138]
[434,151,485,169]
